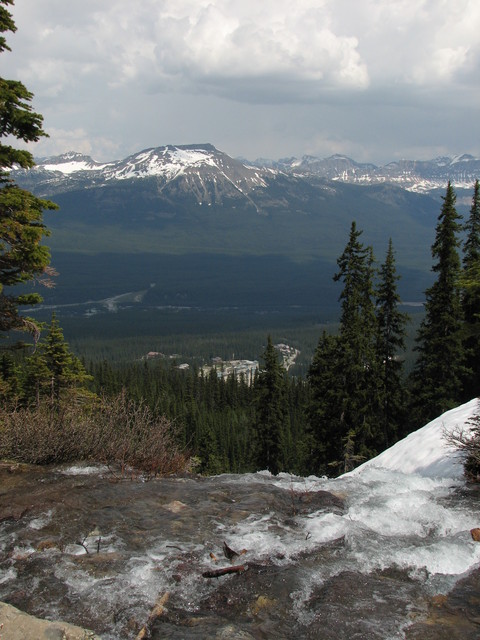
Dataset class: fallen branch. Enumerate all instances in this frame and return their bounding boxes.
[202,564,247,579]
[136,592,170,639]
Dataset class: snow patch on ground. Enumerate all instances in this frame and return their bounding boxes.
[351,398,479,479]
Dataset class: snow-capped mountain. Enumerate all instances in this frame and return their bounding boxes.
[15,144,269,204]
[262,153,480,193]
[11,144,479,199]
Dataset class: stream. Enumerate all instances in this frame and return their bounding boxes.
[1,463,480,639]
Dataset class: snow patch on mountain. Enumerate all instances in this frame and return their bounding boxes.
[104,146,220,181]
[39,151,112,175]
[41,159,108,174]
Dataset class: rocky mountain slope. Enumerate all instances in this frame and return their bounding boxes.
[12,144,270,207]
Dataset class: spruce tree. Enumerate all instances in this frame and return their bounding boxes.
[254,335,288,474]
[461,180,480,398]
[308,222,380,475]
[22,313,91,405]
[333,223,379,462]
[307,330,341,473]
[409,182,465,426]
[375,238,408,444]
[0,0,57,341]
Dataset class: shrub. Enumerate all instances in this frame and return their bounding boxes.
[0,391,190,477]
[443,401,480,482]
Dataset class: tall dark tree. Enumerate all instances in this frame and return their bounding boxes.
[308,222,380,475]
[0,0,57,343]
[333,224,380,461]
[461,180,480,399]
[254,335,288,474]
[375,238,408,444]
[409,182,465,426]
[307,330,341,473]
[0,1,48,172]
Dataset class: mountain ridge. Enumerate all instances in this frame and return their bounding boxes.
[8,142,462,321]
[15,143,479,197]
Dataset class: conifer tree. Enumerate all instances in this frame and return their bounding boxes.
[254,335,288,474]
[22,313,91,405]
[461,180,480,398]
[333,223,379,461]
[0,0,57,341]
[307,330,341,473]
[375,238,408,444]
[0,351,19,399]
[308,222,380,474]
[409,182,465,426]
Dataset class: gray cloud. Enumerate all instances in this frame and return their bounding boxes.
[0,0,478,164]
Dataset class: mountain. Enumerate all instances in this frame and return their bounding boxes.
[11,144,443,260]
[14,144,269,205]
[253,153,480,194]
[8,143,475,327]
[14,144,480,197]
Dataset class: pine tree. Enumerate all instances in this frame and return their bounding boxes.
[333,224,380,462]
[461,180,480,398]
[409,182,465,426]
[0,1,57,341]
[375,238,408,445]
[307,330,341,473]
[308,222,380,475]
[253,335,288,474]
[0,350,20,400]
[22,313,91,405]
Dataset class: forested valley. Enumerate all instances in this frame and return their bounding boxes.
[1,0,479,479]
[2,180,479,477]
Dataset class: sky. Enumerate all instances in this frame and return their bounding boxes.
[1,0,479,165]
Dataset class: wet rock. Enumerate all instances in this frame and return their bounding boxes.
[163,500,188,513]
[230,484,344,518]
[36,539,59,551]
[0,506,30,523]
[292,489,344,515]
[215,624,256,639]
[470,527,480,541]
[0,601,101,639]
[250,594,276,616]
[73,551,125,578]
[406,568,480,640]
[305,569,425,639]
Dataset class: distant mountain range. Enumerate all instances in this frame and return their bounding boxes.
[253,153,480,194]
[8,144,479,322]
[11,144,479,198]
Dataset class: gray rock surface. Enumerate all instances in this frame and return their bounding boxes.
[0,601,101,639]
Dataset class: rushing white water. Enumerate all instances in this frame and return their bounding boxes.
[1,399,479,639]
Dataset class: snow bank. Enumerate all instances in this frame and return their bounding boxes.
[352,398,480,479]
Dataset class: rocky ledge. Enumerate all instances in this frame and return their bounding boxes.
[0,601,101,640]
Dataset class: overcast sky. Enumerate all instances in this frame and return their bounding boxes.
[2,0,479,164]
